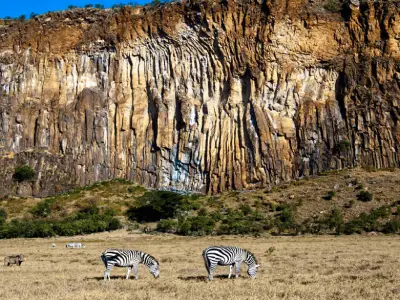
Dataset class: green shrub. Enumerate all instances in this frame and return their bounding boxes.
[344,200,355,208]
[335,139,351,152]
[383,219,400,234]
[0,208,7,225]
[275,206,296,233]
[126,191,202,223]
[198,208,208,216]
[357,190,373,202]
[323,191,336,201]
[177,216,215,236]
[13,165,35,182]
[127,185,147,193]
[178,220,192,236]
[239,204,252,216]
[0,203,121,239]
[157,219,178,233]
[30,199,54,218]
[343,206,391,234]
[323,0,342,13]
[0,208,7,220]
[324,208,344,234]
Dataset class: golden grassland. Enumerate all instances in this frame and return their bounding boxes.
[1,230,400,300]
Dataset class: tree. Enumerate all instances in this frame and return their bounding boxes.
[94,4,104,9]
[13,165,35,182]
[85,4,93,8]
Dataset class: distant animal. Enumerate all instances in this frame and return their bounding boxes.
[66,243,85,249]
[202,246,260,280]
[4,254,25,266]
[52,243,56,248]
[101,249,160,281]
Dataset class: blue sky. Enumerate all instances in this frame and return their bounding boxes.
[0,0,154,18]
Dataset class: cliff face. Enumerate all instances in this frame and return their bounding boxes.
[0,0,399,197]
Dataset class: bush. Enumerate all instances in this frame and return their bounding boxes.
[30,199,54,218]
[157,219,178,233]
[0,208,7,224]
[127,185,146,193]
[324,208,344,234]
[126,191,202,222]
[323,191,336,201]
[323,0,342,13]
[336,139,351,152]
[13,165,35,182]
[357,190,373,202]
[176,216,215,236]
[239,204,252,216]
[94,4,105,9]
[0,203,121,239]
[383,219,400,234]
[343,206,391,234]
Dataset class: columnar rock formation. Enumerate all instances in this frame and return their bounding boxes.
[0,0,399,196]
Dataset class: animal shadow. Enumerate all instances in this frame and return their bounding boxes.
[91,276,127,281]
[178,275,236,281]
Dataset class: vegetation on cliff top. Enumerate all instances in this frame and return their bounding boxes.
[1,168,400,238]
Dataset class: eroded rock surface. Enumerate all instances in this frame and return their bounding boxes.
[0,0,399,196]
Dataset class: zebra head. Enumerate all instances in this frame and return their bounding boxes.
[149,262,160,279]
[247,264,260,278]
[245,251,259,278]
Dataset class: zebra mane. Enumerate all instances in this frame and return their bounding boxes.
[245,249,257,264]
[146,253,159,265]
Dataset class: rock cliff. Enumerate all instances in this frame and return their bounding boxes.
[0,0,399,196]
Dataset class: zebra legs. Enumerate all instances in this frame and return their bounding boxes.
[207,263,217,280]
[126,267,132,279]
[104,265,113,281]
[124,265,140,280]
[235,262,241,278]
[228,264,235,279]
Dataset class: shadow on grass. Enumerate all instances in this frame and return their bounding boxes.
[178,275,236,281]
[90,276,128,281]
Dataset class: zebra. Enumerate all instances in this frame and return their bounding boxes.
[66,243,85,249]
[202,246,260,280]
[101,249,160,281]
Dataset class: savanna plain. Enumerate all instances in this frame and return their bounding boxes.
[1,231,399,300]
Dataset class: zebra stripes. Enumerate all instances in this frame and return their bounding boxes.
[66,243,85,249]
[101,249,160,280]
[203,246,260,280]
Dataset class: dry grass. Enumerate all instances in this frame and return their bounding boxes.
[1,230,400,300]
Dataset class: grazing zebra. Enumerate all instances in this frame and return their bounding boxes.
[66,243,85,249]
[101,249,160,281]
[203,246,260,280]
